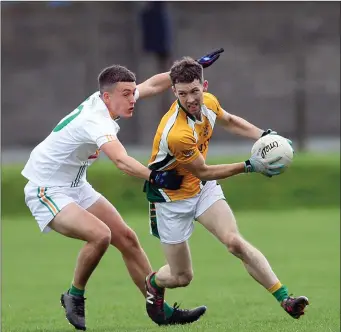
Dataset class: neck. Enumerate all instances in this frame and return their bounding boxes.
[194,112,202,121]
[108,109,119,120]
[100,95,119,120]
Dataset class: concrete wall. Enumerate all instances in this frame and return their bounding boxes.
[2,1,340,148]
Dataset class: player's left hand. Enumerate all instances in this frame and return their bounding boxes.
[261,128,294,151]
[196,48,224,68]
[149,169,183,190]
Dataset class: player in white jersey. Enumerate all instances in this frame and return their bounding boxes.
[22,50,223,331]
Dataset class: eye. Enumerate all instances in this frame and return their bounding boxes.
[179,92,186,97]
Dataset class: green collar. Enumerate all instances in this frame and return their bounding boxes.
[177,100,196,122]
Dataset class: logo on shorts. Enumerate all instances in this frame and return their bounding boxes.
[182,149,194,158]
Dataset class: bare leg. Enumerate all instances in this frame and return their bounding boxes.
[197,200,278,289]
[50,203,111,289]
[87,196,153,296]
[155,241,193,289]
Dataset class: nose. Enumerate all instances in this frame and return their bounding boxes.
[187,95,195,103]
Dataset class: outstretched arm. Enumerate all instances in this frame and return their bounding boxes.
[100,139,183,189]
[137,48,225,99]
[101,139,151,180]
[168,131,282,180]
[137,72,172,99]
[217,109,263,140]
[182,153,246,181]
[182,152,283,180]
[217,109,293,147]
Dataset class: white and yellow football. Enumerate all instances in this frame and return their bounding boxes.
[251,134,294,169]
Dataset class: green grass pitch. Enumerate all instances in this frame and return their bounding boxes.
[2,208,340,332]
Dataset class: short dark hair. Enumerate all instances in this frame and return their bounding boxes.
[170,57,203,86]
[98,65,136,94]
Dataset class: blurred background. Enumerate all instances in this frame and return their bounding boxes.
[1,1,340,162]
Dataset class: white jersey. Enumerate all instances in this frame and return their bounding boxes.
[22,91,133,187]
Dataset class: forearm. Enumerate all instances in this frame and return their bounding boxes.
[115,155,151,180]
[226,115,263,140]
[138,72,171,98]
[198,162,245,181]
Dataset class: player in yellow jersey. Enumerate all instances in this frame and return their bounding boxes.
[144,57,309,325]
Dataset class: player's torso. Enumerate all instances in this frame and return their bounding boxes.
[22,93,109,187]
[148,93,219,202]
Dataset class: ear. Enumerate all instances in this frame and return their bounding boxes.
[203,80,208,92]
[102,91,110,103]
[172,86,178,98]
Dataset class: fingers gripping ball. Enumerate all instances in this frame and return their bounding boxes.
[251,134,294,172]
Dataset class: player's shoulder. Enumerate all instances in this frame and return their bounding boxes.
[159,100,183,126]
[83,92,110,119]
[203,92,221,108]
[167,117,195,146]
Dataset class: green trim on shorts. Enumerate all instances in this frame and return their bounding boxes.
[149,202,160,239]
[44,188,61,213]
[37,187,60,217]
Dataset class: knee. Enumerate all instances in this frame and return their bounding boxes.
[112,226,140,253]
[94,225,111,250]
[224,233,245,257]
[175,270,194,287]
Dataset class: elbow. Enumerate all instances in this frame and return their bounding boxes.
[193,168,210,181]
[112,157,127,172]
[197,173,210,181]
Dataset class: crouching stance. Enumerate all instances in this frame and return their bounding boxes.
[144,57,309,325]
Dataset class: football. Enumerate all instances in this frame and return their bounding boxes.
[251,134,294,169]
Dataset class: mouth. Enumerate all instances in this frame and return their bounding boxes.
[187,104,199,112]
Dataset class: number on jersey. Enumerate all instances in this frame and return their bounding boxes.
[53,97,90,132]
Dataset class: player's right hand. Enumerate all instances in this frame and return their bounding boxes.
[244,153,285,178]
[262,128,294,150]
[149,169,183,190]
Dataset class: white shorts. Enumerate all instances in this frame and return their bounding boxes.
[24,181,101,233]
[149,180,225,244]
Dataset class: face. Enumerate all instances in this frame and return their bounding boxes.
[102,81,137,118]
[173,79,208,118]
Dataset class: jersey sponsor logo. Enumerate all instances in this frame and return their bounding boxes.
[202,124,209,137]
[182,149,194,158]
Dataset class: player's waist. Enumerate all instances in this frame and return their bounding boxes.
[21,164,88,188]
[144,179,206,203]
[22,176,87,188]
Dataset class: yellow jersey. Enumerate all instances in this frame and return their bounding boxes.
[145,92,224,202]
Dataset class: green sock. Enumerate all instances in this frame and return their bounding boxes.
[150,274,163,291]
[69,284,85,297]
[272,285,289,303]
[150,275,172,317]
[163,302,174,318]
